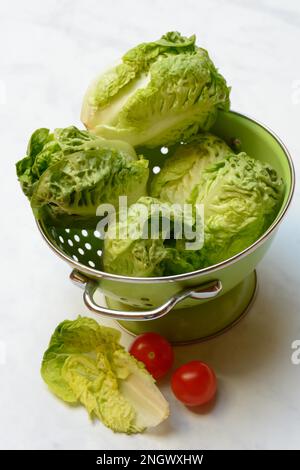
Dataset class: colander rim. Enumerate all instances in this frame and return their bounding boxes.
[36,110,295,284]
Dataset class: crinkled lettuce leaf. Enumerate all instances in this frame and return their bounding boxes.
[81,31,230,147]
[151,133,232,203]
[190,153,285,266]
[104,151,284,277]
[41,317,169,434]
[16,126,149,220]
[103,196,203,276]
[31,148,148,218]
[16,126,99,198]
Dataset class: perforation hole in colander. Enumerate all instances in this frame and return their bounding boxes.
[42,144,174,273]
[45,225,156,307]
[50,226,105,271]
[38,144,183,307]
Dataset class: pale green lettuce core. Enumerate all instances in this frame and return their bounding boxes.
[16,126,149,219]
[81,31,230,147]
[103,196,203,276]
[150,133,232,203]
[41,317,169,434]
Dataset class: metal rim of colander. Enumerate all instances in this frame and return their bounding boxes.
[36,110,295,284]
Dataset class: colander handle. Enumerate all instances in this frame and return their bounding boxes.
[70,269,222,321]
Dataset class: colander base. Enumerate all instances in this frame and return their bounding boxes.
[106,270,257,345]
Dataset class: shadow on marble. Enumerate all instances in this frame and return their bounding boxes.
[172,288,291,378]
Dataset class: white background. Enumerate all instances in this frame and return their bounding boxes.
[1,0,300,450]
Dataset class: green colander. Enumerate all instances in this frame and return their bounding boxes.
[36,111,295,344]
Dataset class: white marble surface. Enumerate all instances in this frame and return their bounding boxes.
[1,0,300,450]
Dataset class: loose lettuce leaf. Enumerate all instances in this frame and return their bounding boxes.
[151,133,232,203]
[191,153,285,266]
[81,31,230,147]
[41,317,169,434]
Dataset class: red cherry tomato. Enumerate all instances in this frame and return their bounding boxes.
[171,360,217,406]
[129,332,174,380]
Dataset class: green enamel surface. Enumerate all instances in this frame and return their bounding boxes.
[115,271,257,343]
